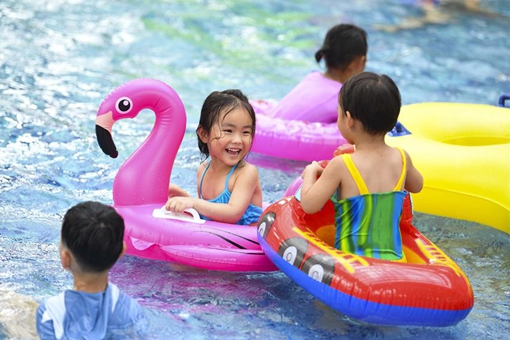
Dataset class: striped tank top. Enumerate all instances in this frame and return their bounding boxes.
[330,148,407,261]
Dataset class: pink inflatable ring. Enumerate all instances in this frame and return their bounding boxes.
[250,99,348,162]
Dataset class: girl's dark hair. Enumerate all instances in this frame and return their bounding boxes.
[339,72,401,135]
[196,89,256,161]
[315,23,368,71]
[61,201,124,273]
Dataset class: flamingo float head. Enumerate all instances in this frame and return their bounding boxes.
[95,78,186,206]
[96,79,166,158]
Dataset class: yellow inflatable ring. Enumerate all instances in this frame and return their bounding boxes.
[386,102,510,233]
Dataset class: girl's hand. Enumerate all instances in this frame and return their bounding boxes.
[333,143,355,156]
[301,161,324,179]
[165,197,194,213]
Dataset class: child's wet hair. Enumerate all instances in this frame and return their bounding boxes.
[61,201,124,273]
[315,23,368,71]
[339,72,401,134]
[196,89,256,160]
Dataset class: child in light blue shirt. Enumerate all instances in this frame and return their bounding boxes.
[36,201,147,339]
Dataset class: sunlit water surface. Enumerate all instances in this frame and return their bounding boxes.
[1,0,509,339]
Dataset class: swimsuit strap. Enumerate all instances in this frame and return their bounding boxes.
[341,147,407,195]
[341,154,369,195]
[198,162,211,199]
[199,162,239,199]
[224,163,238,190]
[393,148,407,191]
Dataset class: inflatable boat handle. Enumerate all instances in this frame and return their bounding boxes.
[498,93,510,108]
[387,121,411,137]
[152,207,206,224]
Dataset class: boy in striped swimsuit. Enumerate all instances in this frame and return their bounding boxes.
[300,72,423,261]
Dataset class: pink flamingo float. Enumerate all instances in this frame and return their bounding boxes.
[95,78,277,272]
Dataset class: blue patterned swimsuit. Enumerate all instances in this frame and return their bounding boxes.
[330,148,408,261]
[199,162,262,225]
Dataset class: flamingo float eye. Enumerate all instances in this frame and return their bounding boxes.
[116,97,133,114]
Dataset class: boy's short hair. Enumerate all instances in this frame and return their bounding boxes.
[339,72,401,134]
[61,201,124,273]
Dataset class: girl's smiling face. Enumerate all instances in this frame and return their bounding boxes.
[204,106,254,166]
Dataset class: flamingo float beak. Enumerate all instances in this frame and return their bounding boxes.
[96,111,118,158]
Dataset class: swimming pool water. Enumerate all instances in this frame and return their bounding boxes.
[1,0,509,339]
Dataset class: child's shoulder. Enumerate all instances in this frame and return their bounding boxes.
[329,153,351,167]
[323,154,351,177]
[197,161,208,176]
[230,162,260,185]
[236,161,259,176]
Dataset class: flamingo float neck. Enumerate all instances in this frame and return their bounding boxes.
[96,79,186,207]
